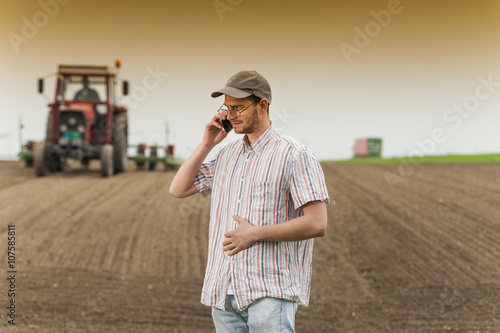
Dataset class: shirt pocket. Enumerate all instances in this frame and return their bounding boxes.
[249,181,286,225]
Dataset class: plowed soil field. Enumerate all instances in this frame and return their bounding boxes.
[0,160,499,332]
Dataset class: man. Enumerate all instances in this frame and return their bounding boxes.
[73,76,100,101]
[169,70,330,332]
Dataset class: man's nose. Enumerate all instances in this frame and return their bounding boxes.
[227,111,238,120]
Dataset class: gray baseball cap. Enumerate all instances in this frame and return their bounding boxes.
[211,70,272,103]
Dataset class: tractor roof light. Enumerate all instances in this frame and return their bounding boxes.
[95,104,108,115]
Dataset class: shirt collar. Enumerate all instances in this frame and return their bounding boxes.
[242,122,276,154]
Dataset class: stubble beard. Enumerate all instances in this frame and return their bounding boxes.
[234,108,260,135]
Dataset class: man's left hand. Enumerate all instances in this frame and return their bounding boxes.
[223,215,257,256]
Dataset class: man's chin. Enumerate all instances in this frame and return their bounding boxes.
[231,124,244,134]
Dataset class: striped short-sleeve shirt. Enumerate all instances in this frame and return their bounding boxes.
[194,123,330,311]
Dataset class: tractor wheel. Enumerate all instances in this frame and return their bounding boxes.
[82,158,90,170]
[36,141,65,175]
[112,112,127,173]
[35,141,48,177]
[39,112,65,173]
[46,111,54,142]
[101,144,114,177]
[48,153,65,173]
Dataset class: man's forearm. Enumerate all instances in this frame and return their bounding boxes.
[254,212,326,242]
[169,142,214,198]
[253,201,327,242]
[224,201,327,256]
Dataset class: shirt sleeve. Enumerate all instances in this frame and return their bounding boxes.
[290,148,330,210]
[193,153,217,197]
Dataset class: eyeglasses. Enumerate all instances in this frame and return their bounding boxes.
[217,102,256,117]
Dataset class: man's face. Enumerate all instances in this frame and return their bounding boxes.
[224,95,260,135]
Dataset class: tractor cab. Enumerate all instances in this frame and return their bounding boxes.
[59,74,103,102]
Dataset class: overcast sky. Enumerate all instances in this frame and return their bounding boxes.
[1,0,500,160]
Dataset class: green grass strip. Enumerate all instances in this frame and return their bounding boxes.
[322,153,500,164]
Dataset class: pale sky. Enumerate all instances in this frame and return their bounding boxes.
[1,0,500,160]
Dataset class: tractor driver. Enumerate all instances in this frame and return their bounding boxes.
[74,76,100,101]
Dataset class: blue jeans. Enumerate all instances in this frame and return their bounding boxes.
[212,295,298,333]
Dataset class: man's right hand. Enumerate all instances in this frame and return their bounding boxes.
[203,114,229,148]
[170,114,229,198]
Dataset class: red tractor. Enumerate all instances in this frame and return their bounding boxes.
[35,61,129,177]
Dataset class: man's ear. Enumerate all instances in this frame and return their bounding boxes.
[259,99,269,113]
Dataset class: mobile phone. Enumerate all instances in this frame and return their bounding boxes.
[221,118,232,132]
